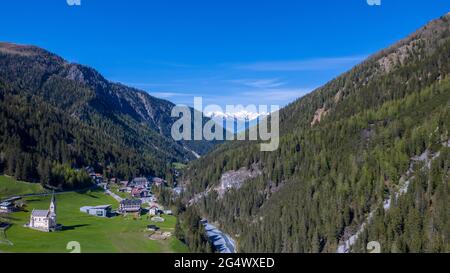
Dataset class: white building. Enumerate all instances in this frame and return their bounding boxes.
[80,205,112,217]
[163,210,173,215]
[119,199,142,213]
[0,202,14,213]
[149,205,160,216]
[28,193,57,232]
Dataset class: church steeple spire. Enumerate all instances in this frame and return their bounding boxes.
[48,191,57,230]
[49,191,56,216]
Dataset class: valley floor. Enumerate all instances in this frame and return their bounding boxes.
[0,187,188,253]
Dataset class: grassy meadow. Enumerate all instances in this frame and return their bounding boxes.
[0,181,188,253]
[0,175,47,200]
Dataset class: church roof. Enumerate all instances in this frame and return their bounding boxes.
[32,209,49,217]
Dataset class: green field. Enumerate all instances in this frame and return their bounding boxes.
[0,175,47,200]
[0,189,188,253]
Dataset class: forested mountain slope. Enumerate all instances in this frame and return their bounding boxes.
[180,13,450,253]
[0,43,216,188]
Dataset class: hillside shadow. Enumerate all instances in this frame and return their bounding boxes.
[84,193,99,199]
[209,234,223,244]
[75,187,104,199]
[26,198,44,203]
[62,224,90,231]
[0,215,19,221]
[0,222,11,229]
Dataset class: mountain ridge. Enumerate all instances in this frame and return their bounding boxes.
[0,42,218,186]
[178,13,450,253]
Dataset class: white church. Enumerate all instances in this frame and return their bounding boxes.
[27,193,58,232]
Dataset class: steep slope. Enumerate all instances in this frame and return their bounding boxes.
[180,13,450,253]
[0,43,217,187]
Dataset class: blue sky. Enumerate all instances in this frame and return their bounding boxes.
[0,0,448,111]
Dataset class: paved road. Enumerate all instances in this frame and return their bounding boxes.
[1,186,98,202]
[203,222,236,253]
[105,189,123,202]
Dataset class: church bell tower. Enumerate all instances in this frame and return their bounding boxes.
[49,192,57,227]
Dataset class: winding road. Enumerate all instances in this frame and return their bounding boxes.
[203,222,237,253]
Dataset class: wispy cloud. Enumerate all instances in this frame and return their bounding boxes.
[234,55,366,72]
[228,78,287,89]
[241,88,312,102]
[196,87,312,108]
[150,91,195,99]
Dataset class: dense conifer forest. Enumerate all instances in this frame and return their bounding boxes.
[0,12,448,254]
[179,14,450,253]
[0,43,217,189]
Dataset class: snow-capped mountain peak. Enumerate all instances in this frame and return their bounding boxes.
[205,110,268,121]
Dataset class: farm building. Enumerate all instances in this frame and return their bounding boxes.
[109,178,118,183]
[80,205,112,217]
[163,210,173,215]
[149,205,161,216]
[119,186,133,193]
[152,177,166,186]
[89,173,104,184]
[131,187,150,198]
[0,202,14,213]
[147,225,160,231]
[120,180,129,186]
[129,177,149,188]
[119,199,142,213]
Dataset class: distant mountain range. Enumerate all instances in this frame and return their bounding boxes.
[180,13,450,253]
[0,43,218,186]
[205,110,269,133]
[205,110,268,121]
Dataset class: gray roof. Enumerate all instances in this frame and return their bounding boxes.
[92,205,112,209]
[31,209,49,217]
[81,205,112,210]
[120,199,142,206]
[132,177,148,184]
